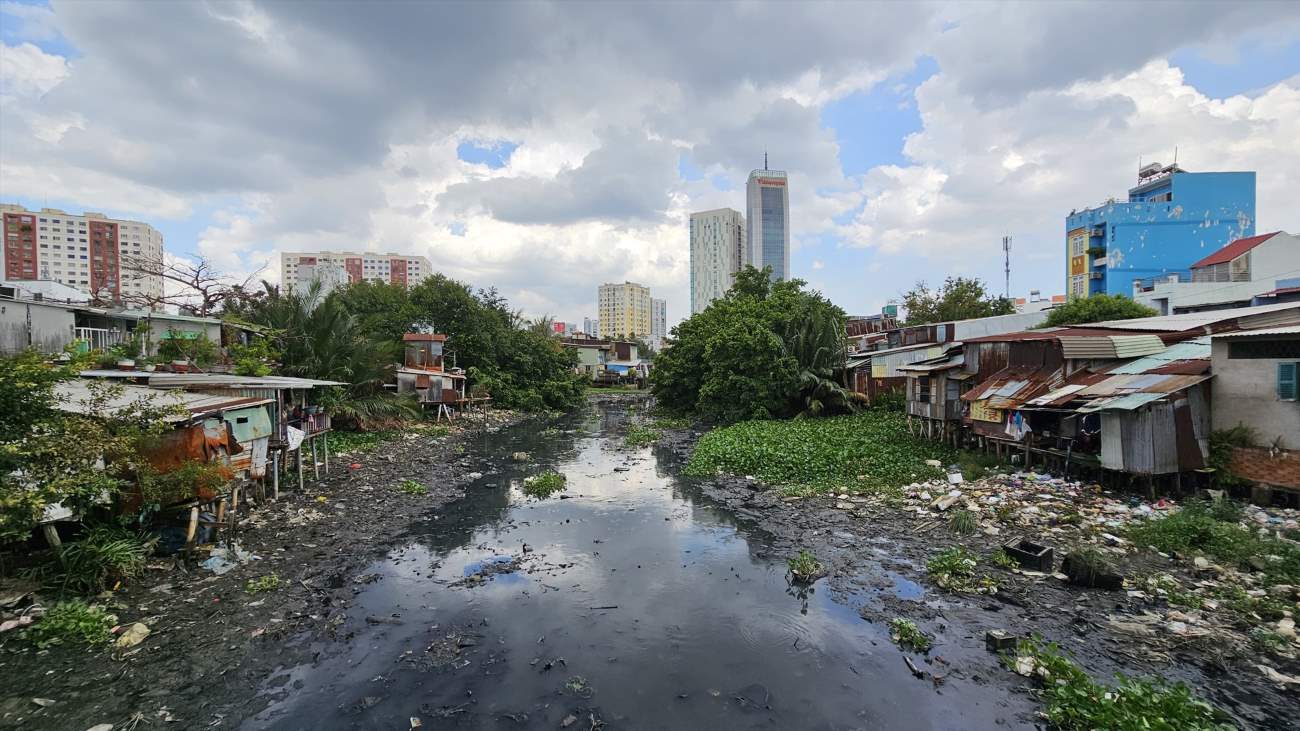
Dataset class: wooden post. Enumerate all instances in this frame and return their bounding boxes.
[323,432,330,475]
[216,498,226,526]
[184,507,199,552]
[297,448,304,493]
[272,452,280,501]
[41,523,62,551]
[310,435,320,480]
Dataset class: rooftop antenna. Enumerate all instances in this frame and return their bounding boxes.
[764,150,768,171]
[1002,235,1012,300]
[1173,146,1178,167]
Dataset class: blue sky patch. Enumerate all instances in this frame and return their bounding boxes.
[1170,39,1300,98]
[820,56,938,177]
[457,140,518,169]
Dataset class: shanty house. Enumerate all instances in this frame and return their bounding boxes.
[1209,327,1300,498]
[395,333,468,410]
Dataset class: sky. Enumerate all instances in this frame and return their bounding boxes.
[2,1,1299,328]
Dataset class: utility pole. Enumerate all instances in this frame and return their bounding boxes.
[1002,235,1012,300]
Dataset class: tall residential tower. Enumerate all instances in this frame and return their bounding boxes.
[746,160,790,282]
[597,281,652,339]
[650,297,667,350]
[689,208,745,314]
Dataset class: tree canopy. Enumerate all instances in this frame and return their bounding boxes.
[901,277,1014,325]
[651,266,862,423]
[1041,294,1157,327]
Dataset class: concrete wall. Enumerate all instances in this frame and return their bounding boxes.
[1231,447,1300,489]
[0,300,75,354]
[1135,232,1300,313]
[1211,338,1300,449]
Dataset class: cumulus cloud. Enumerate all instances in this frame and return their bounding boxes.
[1,1,1299,324]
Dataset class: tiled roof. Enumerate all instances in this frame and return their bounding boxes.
[1189,231,1281,269]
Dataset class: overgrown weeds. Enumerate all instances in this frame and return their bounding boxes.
[245,574,282,593]
[888,618,932,652]
[926,547,995,593]
[1005,636,1231,730]
[1128,500,1300,585]
[650,416,691,430]
[948,509,977,535]
[24,526,153,595]
[624,425,661,447]
[398,479,428,496]
[23,600,114,649]
[686,410,952,494]
[787,549,826,583]
[329,430,399,455]
[989,549,1018,570]
[522,470,567,499]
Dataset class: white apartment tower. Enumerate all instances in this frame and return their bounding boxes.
[1,204,164,304]
[745,160,790,282]
[650,297,667,350]
[597,281,652,340]
[689,208,746,314]
[280,251,432,291]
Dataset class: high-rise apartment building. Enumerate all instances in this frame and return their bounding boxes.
[745,162,790,282]
[1,204,164,303]
[597,281,651,339]
[689,208,746,314]
[650,298,667,350]
[582,317,598,337]
[280,251,432,291]
[1066,164,1255,298]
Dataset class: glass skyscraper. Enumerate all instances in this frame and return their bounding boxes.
[745,166,789,282]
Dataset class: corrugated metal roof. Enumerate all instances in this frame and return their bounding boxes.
[962,367,1060,409]
[1089,301,1300,332]
[1078,392,1168,413]
[1210,326,1300,338]
[897,354,964,373]
[81,372,345,389]
[1108,337,1210,374]
[54,381,272,421]
[1058,334,1166,360]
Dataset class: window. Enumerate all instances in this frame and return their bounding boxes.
[1229,340,1300,359]
[1280,363,1298,401]
[917,376,932,403]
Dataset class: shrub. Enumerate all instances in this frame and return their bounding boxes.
[245,574,282,593]
[926,547,995,593]
[136,460,232,507]
[156,330,218,366]
[1128,501,1300,585]
[1207,425,1256,489]
[24,600,114,649]
[624,425,661,447]
[23,526,154,596]
[948,509,977,535]
[1040,294,1157,328]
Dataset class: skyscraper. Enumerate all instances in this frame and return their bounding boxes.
[650,297,667,350]
[689,208,745,314]
[746,159,790,282]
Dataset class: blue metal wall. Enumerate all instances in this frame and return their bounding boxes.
[1066,171,1256,297]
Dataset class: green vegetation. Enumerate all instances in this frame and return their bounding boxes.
[156,329,220,366]
[1142,573,1204,610]
[685,409,951,493]
[990,548,1018,570]
[1127,500,1300,585]
[521,470,567,499]
[957,450,1004,481]
[329,429,400,454]
[225,333,278,376]
[948,509,977,535]
[245,574,282,593]
[624,424,661,447]
[652,266,863,423]
[888,618,932,652]
[1207,425,1256,489]
[399,479,429,496]
[23,600,114,649]
[901,276,1014,326]
[926,547,995,593]
[136,459,232,508]
[787,549,826,583]
[1040,294,1157,328]
[1,352,180,543]
[30,527,153,595]
[650,416,691,430]
[1006,636,1230,730]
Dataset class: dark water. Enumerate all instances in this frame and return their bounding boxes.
[250,403,1020,730]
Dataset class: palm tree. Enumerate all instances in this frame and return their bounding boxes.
[784,308,865,418]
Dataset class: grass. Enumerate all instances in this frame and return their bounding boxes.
[1127,500,1300,586]
[956,450,1005,481]
[1142,573,1204,610]
[398,479,429,496]
[888,618,932,652]
[329,429,399,454]
[245,574,282,594]
[990,548,1018,570]
[685,410,953,494]
[522,470,567,499]
[23,526,153,596]
[624,424,661,447]
[1006,636,1231,730]
[650,416,691,430]
[948,509,977,535]
[787,549,826,583]
[926,546,996,593]
[23,600,114,649]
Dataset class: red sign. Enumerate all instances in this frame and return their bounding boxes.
[755,178,786,186]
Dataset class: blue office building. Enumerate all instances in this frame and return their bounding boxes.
[1065,164,1255,298]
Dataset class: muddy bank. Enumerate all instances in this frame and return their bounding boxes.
[0,409,535,731]
[656,425,1299,730]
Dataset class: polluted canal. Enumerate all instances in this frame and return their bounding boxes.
[250,400,1029,729]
